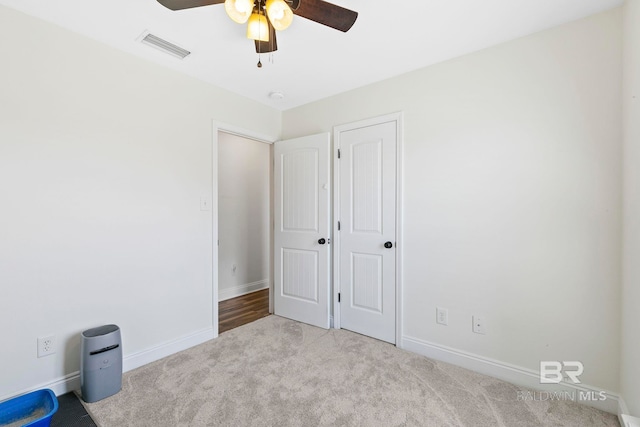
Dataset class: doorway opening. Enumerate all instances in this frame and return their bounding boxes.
[216,130,272,333]
[218,288,269,333]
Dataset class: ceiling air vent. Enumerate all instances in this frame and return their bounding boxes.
[140,32,191,60]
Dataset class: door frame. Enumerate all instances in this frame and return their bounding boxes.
[212,121,277,337]
[332,112,404,347]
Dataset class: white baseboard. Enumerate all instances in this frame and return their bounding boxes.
[218,279,269,301]
[619,397,637,427]
[122,327,216,372]
[621,414,640,427]
[401,335,620,414]
[620,396,630,416]
[1,327,216,402]
[1,371,84,402]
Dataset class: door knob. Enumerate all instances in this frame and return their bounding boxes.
[318,238,326,245]
[384,241,393,249]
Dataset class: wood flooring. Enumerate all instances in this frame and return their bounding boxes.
[218,289,270,334]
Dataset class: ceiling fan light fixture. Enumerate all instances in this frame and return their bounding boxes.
[224,0,254,24]
[247,12,269,42]
[265,0,293,31]
[157,0,359,64]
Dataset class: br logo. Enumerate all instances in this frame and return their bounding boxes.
[539,361,584,384]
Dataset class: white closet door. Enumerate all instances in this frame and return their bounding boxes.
[273,133,331,329]
[338,121,397,344]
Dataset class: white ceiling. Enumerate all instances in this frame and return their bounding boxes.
[0,0,623,110]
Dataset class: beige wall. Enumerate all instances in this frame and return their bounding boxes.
[0,5,280,399]
[284,9,622,392]
[218,132,271,300]
[622,0,640,417]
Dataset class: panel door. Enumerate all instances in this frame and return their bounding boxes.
[273,133,331,329]
[338,121,397,343]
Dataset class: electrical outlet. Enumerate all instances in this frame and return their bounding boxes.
[436,307,448,325]
[37,335,56,358]
[472,315,486,335]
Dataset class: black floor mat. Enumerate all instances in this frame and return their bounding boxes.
[51,392,97,427]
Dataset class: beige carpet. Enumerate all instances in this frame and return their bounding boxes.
[84,316,619,426]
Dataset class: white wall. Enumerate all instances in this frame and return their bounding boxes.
[621,0,640,417]
[218,132,270,301]
[283,8,622,392]
[0,5,280,399]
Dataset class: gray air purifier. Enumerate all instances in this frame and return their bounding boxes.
[80,324,122,403]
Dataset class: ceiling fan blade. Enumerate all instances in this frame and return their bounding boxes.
[255,20,278,53]
[156,0,223,11]
[291,0,358,32]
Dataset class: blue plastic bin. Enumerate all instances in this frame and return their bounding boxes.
[0,389,58,427]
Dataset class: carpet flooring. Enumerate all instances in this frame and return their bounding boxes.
[84,316,619,426]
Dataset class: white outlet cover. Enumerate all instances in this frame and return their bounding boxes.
[37,335,56,358]
[436,307,448,325]
[473,316,487,335]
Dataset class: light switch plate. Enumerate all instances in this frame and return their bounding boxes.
[200,196,211,211]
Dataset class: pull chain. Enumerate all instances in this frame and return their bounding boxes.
[257,2,264,68]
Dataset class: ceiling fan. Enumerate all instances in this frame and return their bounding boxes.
[156,0,358,65]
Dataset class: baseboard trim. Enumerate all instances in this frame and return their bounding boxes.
[0,371,83,402]
[401,335,620,414]
[619,397,637,427]
[1,327,216,402]
[122,327,216,372]
[621,414,640,427]
[218,280,269,301]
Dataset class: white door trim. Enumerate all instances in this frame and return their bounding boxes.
[332,112,404,347]
[211,121,277,337]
